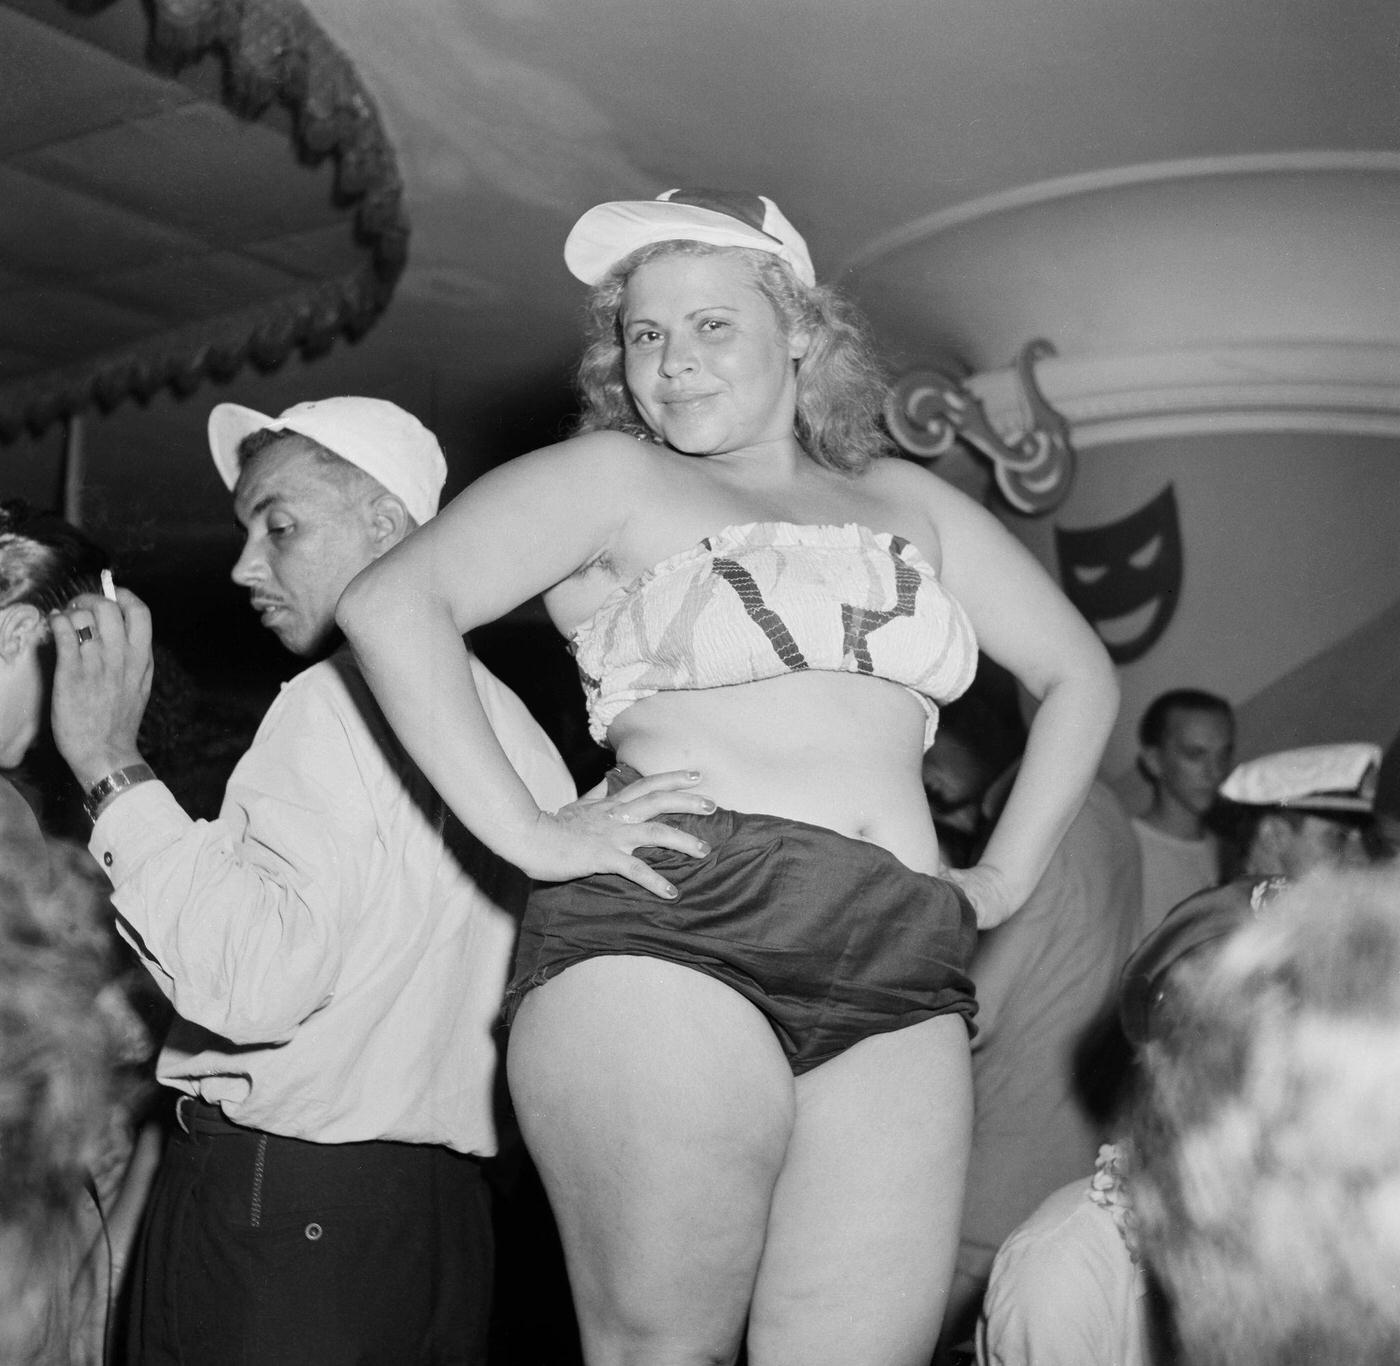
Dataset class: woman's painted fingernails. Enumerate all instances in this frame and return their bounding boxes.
[687,770,702,781]
[662,884,679,899]
[695,842,710,857]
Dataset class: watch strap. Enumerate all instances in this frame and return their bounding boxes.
[83,763,156,822]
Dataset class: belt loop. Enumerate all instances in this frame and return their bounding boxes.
[175,1094,195,1135]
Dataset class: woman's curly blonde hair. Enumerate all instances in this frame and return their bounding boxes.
[573,240,895,473]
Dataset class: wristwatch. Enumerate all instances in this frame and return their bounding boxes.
[83,763,156,822]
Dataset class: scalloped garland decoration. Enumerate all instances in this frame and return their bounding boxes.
[0,0,409,442]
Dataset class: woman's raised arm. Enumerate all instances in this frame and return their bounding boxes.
[336,433,711,895]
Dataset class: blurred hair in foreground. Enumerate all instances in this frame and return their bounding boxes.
[1133,864,1400,1366]
[0,831,148,1364]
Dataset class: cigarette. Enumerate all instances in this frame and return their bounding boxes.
[100,569,117,602]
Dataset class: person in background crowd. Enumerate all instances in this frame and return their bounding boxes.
[925,685,1144,1356]
[0,502,161,1364]
[0,500,226,840]
[976,874,1286,1366]
[0,500,110,846]
[919,677,1026,868]
[1130,689,1234,932]
[1133,865,1400,1366]
[1217,741,1378,879]
[46,396,582,1365]
[338,188,1117,1366]
[980,741,1384,1366]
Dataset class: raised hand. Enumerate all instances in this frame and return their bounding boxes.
[49,588,154,790]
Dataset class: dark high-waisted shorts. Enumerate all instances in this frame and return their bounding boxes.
[504,765,978,1074]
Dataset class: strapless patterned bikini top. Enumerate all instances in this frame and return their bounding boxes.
[569,521,979,747]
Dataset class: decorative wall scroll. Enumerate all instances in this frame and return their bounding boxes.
[885,340,1075,516]
[1054,484,1182,665]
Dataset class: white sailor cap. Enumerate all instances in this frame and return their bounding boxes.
[1219,742,1382,814]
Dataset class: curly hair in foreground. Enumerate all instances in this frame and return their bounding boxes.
[1132,865,1400,1366]
[0,836,145,1364]
[573,240,895,473]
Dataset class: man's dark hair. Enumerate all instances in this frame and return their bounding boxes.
[1138,688,1233,749]
[236,427,295,466]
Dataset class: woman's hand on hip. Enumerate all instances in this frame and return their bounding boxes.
[528,769,715,898]
[944,861,1018,930]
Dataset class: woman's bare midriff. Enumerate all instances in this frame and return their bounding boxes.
[609,671,946,875]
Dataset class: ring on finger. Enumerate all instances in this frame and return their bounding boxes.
[75,625,94,644]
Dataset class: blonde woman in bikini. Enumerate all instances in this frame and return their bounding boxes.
[338,188,1117,1366]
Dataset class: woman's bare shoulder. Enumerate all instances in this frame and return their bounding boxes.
[551,428,653,457]
[497,429,665,498]
[843,455,990,550]
[858,452,972,505]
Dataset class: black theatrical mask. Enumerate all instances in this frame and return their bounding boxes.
[1054,484,1182,665]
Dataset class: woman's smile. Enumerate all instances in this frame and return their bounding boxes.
[662,390,719,411]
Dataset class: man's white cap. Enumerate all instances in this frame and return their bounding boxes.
[208,397,447,526]
[1219,742,1382,814]
[564,187,816,287]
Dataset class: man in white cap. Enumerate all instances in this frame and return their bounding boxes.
[1219,741,1381,880]
[47,397,577,1364]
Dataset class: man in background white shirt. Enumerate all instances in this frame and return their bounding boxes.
[1130,688,1234,931]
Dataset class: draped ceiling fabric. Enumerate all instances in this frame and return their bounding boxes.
[0,0,407,441]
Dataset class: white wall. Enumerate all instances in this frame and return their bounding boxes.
[999,428,1400,779]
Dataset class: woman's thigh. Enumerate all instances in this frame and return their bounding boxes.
[506,955,797,1361]
[747,1015,973,1366]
